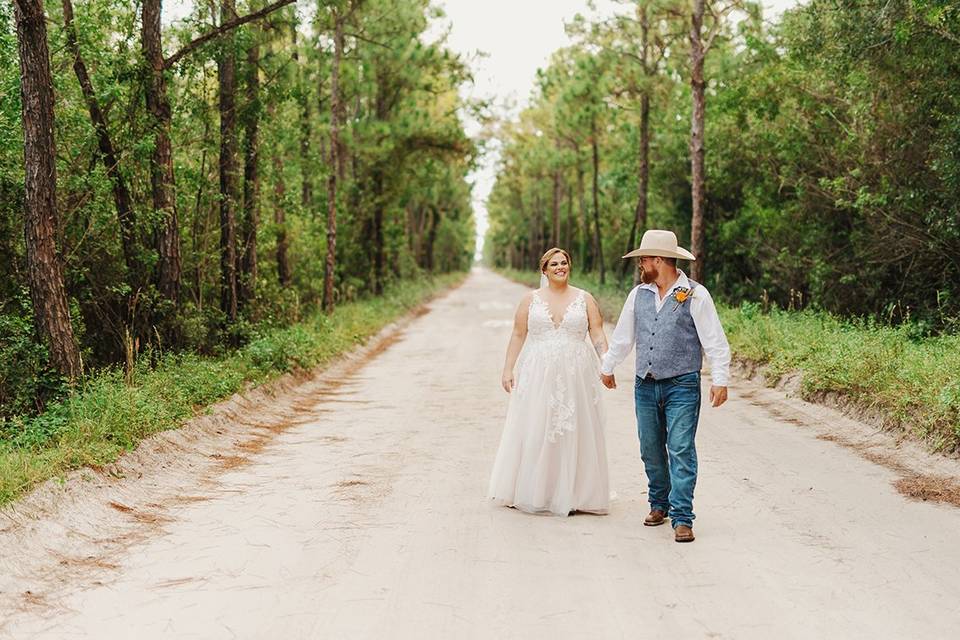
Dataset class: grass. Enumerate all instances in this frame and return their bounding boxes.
[720,304,960,452]
[497,267,960,453]
[0,273,465,506]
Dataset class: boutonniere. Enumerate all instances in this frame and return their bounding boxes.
[671,287,693,311]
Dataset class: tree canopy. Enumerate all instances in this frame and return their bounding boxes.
[1,0,476,416]
[486,0,960,332]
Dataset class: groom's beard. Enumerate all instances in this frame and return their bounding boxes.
[640,266,658,284]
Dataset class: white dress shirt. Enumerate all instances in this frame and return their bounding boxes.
[600,270,731,386]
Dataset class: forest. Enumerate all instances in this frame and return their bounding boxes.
[486,0,960,333]
[2,0,476,419]
[4,0,960,442]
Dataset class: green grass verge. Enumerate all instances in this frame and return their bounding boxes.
[0,273,466,506]
[496,267,960,453]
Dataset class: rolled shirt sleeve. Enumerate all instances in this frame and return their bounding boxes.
[690,286,731,386]
[600,287,639,376]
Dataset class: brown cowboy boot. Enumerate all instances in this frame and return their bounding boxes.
[674,524,695,543]
[644,509,667,527]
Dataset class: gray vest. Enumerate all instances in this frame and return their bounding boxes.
[634,281,703,380]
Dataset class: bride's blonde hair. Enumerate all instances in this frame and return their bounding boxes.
[539,247,572,273]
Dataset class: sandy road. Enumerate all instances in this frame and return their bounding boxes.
[3,267,960,639]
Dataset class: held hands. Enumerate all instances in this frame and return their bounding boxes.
[501,371,515,393]
[598,371,724,404]
[709,385,728,408]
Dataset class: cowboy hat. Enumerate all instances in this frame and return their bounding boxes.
[622,229,696,261]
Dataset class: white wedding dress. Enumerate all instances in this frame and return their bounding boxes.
[487,289,610,516]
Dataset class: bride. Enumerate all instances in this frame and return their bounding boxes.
[487,248,611,516]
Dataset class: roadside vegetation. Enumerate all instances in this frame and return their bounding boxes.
[499,268,960,454]
[0,274,464,506]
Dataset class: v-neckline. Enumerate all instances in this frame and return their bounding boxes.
[534,290,581,330]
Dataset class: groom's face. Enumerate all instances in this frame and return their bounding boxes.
[638,257,659,284]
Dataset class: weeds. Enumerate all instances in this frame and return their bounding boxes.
[0,274,464,506]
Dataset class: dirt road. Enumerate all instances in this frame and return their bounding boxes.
[3,268,960,639]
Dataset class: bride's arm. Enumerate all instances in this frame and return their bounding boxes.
[501,293,532,393]
[585,294,609,359]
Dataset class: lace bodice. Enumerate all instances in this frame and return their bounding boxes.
[515,288,599,445]
[527,290,588,343]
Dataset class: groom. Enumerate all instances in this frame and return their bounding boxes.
[600,230,730,543]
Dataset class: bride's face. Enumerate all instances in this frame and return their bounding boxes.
[544,255,570,284]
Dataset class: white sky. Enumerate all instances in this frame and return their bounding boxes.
[165,1,803,260]
[428,0,802,259]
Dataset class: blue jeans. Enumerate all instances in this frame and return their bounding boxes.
[634,371,702,528]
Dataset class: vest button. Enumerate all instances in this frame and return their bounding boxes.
[650,347,654,350]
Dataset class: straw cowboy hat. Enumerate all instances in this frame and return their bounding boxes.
[622,229,696,261]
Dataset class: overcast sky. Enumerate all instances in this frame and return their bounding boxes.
[165,1,803,258]
[428,1,805,258]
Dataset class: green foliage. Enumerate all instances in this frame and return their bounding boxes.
[1,0,476,418]
[720,304,960,452]
[0,295,64,419]
[486,0,960,332]
[0,272,464,506]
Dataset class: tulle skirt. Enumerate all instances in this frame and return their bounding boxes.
[487,339,610,516]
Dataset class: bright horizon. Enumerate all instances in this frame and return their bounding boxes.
[165,1,804,262]
[425,0,803,263]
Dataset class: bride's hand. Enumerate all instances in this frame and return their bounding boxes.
[501,371,514,393]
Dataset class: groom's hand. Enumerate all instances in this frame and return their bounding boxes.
[600,373,616,389]
[709,386,728,407]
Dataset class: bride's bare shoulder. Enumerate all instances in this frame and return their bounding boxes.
[573,286,594,301]
[576,288,602,311]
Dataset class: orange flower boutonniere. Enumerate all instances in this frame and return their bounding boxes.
[671,287,693,311]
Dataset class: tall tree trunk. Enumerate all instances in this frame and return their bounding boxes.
[219,0,239,324]
[323,12,344,313]
[564,181,574,253]
[142,0,182,306]
[534,192,543,255]
[14,0,82,378]
[240,32,260,306]
[268,104,290,287]
[425,206,439,271]
[272,157,290,288]
[591,123,605,285]
[343,58,357,183]
[292,27,313,212]
[689,0,707,282]
[624,91,651,279]
[624,5,651,282]
[415,206,429,268]
[371,66,387,293]
[576,151,588,270]
[62,0,138,280]
[191,143,208,308]
[526,194,536,269]
[551,170,561,247]
[372,168,385,291]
